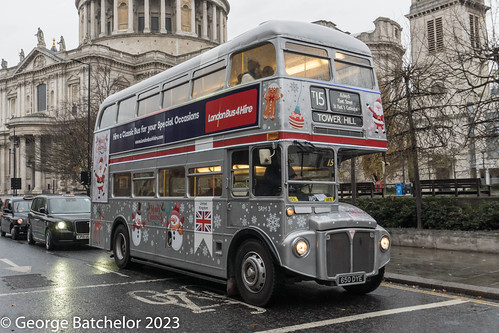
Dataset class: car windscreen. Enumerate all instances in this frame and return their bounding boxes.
[48,198,91,214]
[14,200,32,213]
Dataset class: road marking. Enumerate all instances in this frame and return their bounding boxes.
[383,282,499,307]
[256,299,468,333]
[0,278,176,298]
[0,258,32,273]
[86,263,129,278]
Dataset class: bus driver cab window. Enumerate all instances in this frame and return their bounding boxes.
[253,147,282,196]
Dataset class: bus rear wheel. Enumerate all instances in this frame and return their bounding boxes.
[342,267,385,294]
[235,239,279,307]
[113,224,131,268]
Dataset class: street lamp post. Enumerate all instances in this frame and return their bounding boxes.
[72,59,91,196]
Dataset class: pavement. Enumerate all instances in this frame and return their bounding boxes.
[385,245,499,300]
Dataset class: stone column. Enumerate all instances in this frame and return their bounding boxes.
[19,136,26,193]
[128,0,134,33]
[33,136,42,194]
[83,3,89,40]
[100,0,106,36]
[90,0,96,39]
[190,0,195,35]
[160,0,167,33]
[113,0,118,34]
[211,4,217,42]
[219,9,224,43]
[176,0,181,33]
[202,0,208,39]
[144,0,151,33]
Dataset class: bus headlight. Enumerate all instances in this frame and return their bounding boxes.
[380,236,390,252]
[293,238,309,257]
[56,221,67,230]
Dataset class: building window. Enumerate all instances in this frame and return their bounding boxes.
[118,1,128,30]
[165,17,172,33]
[469,14,480,49]
[8,98,16,117]
[427,17,443,53]
[151,16,159,33]
[37,84,47,111]
[138,16,145,33]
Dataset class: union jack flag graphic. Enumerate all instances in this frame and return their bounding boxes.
[195,210,212,233]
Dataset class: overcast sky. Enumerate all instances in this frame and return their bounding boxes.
[0,0,496,66]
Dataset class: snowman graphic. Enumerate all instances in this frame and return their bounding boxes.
[166,203,184,251]
[367,99,385,133]
[132,202,145,246]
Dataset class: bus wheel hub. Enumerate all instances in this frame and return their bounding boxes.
[242,252,266,293]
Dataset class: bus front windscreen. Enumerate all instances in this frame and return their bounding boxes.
[287,145,335,202]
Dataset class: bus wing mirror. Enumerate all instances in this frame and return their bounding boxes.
[259,149,272,165]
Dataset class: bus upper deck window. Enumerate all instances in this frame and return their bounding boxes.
[99,104,117,128]
[230,43,276,86]
[162,82,189,109]
[334,52,375,89]
[284,42,330,81]
[192,68,226,99]
[117,96,137,123]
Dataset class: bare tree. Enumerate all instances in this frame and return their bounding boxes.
[36,60,130,192]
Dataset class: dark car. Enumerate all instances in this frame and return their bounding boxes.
[27,194,91,250]
[0,196,33,240]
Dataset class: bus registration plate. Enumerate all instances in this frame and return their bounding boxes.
[337,273,366,286]
[76,234,90,240]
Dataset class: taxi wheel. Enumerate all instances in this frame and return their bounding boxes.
[235,239,279,307]
[113,224,131,268]
[10,226,18,240]
[343,267,385,294]
[45,230,55,250]
[0,230,5,237]
[27,225,35,244]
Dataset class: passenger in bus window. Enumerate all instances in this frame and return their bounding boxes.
[199,177,222,196]
[262,66,274,77]
[240,60,261,83]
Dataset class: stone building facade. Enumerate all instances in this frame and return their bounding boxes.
[406,0,497,183]
[0,0,229,196]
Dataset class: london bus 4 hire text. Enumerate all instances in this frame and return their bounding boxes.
[90,21,391,307]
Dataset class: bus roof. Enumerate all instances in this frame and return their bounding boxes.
[99,20,372,110]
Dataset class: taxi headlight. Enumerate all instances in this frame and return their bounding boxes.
[17,218,23,224]
[56,221,67,230]
[380,236,390,252]
[293,238,309,257]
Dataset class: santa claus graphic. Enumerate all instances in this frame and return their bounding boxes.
[367,99,385,133]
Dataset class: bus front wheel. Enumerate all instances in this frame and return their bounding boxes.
[235,239,279,307]
[342,267,385,294]
[113,224,131,268]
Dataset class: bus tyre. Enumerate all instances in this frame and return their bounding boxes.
[235,239,279,307]
[342,267,385,294]
[45,230,55,250]
[27,225,35,245]
[113,224,131,268]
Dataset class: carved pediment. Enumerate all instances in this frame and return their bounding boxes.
[14,48,64,75]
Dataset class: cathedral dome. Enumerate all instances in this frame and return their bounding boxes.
[75,0,229,56]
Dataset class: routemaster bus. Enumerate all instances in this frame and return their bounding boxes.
[90,20,391,307]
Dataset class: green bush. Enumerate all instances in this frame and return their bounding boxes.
[345,197,499,231]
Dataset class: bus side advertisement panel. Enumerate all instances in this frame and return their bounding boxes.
[109,85,260,155]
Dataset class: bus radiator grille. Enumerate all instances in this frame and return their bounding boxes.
[75,221,90,234]
[326,231,374,277]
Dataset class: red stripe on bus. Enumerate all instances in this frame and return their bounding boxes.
[109,132,386,164]
[279,132,388,149]
[109,145,195,164]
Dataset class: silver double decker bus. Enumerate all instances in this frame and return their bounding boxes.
[91,20,391,306]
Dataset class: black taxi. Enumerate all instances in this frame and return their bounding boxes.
[0,196,33,240]
[27,194,90,250]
